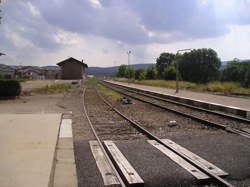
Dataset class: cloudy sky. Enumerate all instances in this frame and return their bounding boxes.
[0,0,250,67]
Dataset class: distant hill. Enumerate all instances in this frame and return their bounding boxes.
[86,63,154,77]
[41,66,60,70]
[221,59,250,68]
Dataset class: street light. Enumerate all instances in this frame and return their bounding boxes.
[127,50,131,68]
[175,48,192,93]
[127,50,131,82]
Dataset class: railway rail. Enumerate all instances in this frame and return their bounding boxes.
[83,85,235,187]
[101,81,250,139]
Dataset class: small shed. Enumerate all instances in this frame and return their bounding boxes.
[57,57,88,80]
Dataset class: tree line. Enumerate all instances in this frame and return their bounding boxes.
[116,48,250,88]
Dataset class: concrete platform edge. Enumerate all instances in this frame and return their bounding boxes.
[48,114,63,187]
[105,80,250,119]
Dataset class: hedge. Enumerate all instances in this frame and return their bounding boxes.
[0,80,21,97]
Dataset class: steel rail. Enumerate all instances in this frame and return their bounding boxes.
[103,81,250,123]
[82,87,126,187]
[101,82,250,139]
[95,86,234,187]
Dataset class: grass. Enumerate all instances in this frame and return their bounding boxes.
[197,82,250,95]
[115,78,250,95]
[0,78,31,82]
[98,84,122,100]
[85,77,104,84]
[31,83,76,94]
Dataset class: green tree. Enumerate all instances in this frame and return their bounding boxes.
[178,48,221,83]
[163,66,176,80]
[221,60,250,88]
[243,68,250,88]
[135,68,146,80]
[126,67,135,79]
[156,52,175,78]
[146,66,157,80]
[117,65,128,77]
[221,61,241,82]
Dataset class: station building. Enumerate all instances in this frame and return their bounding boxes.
[57,57,88,80]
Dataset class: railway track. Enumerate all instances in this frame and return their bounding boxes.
[83,85,235,187]
[101,81,250,139]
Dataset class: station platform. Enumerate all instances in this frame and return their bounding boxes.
[0,113,77,187]
[106,80,250,118]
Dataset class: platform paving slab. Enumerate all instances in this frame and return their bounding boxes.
[53,118,77,187]
[0,113,61,187]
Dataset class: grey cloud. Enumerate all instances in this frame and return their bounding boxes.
[128,0,229,38]
[1,1,61,51]
[34,0,149,44]
[32,0,250,45]
[2,0,250,50]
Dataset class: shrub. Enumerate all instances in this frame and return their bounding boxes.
[243,69,250,88]
[221,60,250,88]
[0,80,21,97]
[163,66,176,80]
[135,68,146,80]
[146,66,157,80]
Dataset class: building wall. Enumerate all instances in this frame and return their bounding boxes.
[45,70,61,79]
[61,60,84,80]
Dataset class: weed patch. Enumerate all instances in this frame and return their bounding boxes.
[32,83,76,94]
[98,84,122,100]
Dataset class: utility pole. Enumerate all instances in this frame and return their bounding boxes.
[127,50,131,68]
[0,0,2,24]
[175,48,192,93]
[127,50,131,80]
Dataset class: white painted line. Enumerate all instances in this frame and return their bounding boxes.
[89,141,120,185]
[148,140,209,180]
[59,119,73,138]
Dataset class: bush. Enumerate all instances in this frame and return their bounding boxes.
[243,69,250,88]
[135,68,146,80]
[163,66,176,80]
[146,66,157,80]
[221,60,250,88]
[0,80,21,97]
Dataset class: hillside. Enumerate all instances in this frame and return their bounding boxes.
[86,63,154,77]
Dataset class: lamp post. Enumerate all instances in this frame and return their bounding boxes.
[127,50,131,68]
[127,50,131,82]
[175,48,192,93]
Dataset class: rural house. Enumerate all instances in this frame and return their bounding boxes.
[57,57,88,80]
[0,64,15,79]
[16,66,45,80]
